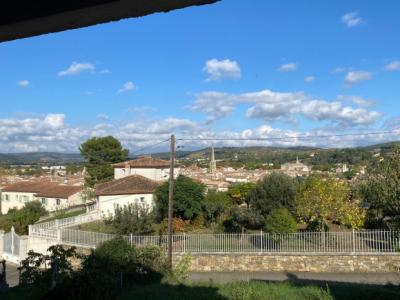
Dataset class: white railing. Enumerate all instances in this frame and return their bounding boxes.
[29,229,400,254]
[31,211,101,231]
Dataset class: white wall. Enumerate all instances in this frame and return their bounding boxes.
[1,191,36,214]
[98,193,154,218]
[114,167,180,181]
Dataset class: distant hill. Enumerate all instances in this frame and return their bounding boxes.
[0,152,83,165]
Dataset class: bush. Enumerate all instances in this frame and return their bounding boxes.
[202,191,231,225]
[112,203,154,235]
[222,207,264,232]
[264,208,297,234]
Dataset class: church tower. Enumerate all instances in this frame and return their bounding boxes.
[209,146,217,174]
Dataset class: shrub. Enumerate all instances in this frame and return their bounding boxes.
[112,203,154,235]
[264,208,297,234]
[223,207,264,232]
[202,191,232,225]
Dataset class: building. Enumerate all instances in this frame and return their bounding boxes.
[280,157,311,177]
[112,156,179,181]
[1,181,82,214]
[95,175,160,217]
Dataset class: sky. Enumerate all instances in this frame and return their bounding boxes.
[1,0,400,153]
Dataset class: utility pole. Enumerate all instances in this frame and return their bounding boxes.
[167,134,176,268]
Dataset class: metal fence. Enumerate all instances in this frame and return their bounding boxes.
[3,227,20,257]
[31,211,102,231]
[30,228,400,254]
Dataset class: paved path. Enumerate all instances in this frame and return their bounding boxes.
[189,271,400,285]
[1,262,19,289]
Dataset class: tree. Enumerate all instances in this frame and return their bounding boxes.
[202,191,232,225]
[155,175,205,221]
[359,147,400,229]
[112,203,154,235]
[295,177,365,230]
[79,136,129,187]
[264,207,297,234]
[227,182,255,207]
[247,173,297,217]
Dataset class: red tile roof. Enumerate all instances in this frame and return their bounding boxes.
[112,156,170,169]
[95,175,160,196]
[2,181,81,199]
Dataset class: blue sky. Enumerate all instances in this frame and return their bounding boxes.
[0,0,400,152]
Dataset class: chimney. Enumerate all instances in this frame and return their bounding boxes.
[124,161,131,176]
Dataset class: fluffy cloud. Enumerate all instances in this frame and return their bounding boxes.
[337,95,375,107]
[332,67,346,74]
[191,89,382,127]
[96,114,109,120]
[304,76,315,82]
[341,12,363,28]
[383,61,400,71]
[117,81,136,94]
[203,59,241,81]
[58,62,95,76]
[344,71,372,84]
[277,62,298,72]
[17,80,30,87]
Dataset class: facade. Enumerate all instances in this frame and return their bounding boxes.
[280,157,311,177]
[1,181,82,214]
[112,156,179,181]
[95,175,160,217]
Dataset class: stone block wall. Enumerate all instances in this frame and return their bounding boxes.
[173,253,400,273]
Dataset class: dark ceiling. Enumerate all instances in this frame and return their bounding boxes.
[0,0,218,42]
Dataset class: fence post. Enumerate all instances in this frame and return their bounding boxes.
[130,233,133,247]
[352,229,355,254]
[28,225,32,236]
[260,230,263,253]
[11,226,15,255]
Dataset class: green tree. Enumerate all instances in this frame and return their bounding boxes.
[227,182,255,207]
[264,207,297,234]
[79,136,129,187]
[202,191,232,225]
[359,147,400,229]
[112,203,154,235]
[296,177,365,230]
[247,173,297,217]
[155,175,205,221]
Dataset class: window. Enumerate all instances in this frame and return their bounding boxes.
[56,199,61,206]
[22,195,29,203]
[140,197,145,204]
[41,198,47,205]
[4,194,9,201]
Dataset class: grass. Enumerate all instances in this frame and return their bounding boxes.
[72,220,117,233]
[2,280,400,300]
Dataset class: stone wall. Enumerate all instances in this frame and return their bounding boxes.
[173,253,400,273]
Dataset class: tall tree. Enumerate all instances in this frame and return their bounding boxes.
[155,175,205,221]
[80,136,129,187]
[360,147,400,229]
[247,173,297,217]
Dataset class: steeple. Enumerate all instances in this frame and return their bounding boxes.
[296,156,299,164]
[209,146,217,174]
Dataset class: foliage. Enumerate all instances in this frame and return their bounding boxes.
[112,203,154,235]
[202,191,232,225]
[222,207,264,232]
[0,201,47,234]
[65,163,84,175]
[79,136,129,187]
[295,177,365,229]
[359,147,400,229]
[169,253,192,283]
[80,186,96,204]
[155,175,206,221]
[227,182,255,206]
[264,208,297,234]
[247,173,297,217]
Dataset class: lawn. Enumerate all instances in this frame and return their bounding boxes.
[36,208,86,224]
[2,280,400,300]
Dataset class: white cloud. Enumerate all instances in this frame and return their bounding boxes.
[277,62,298,72]
[117,81,136,94]
[344,71,372,84]
[337,95,375,107]
[341,12,363,28]
[17,80,30,87]
[191,89,382,127]
[332,67,346,74]
[96,114,109,120]
[383,60,400,71]
[58,62,95,76]
[203,59,241,81]
[304,76,315,83]
[43,114,65,129]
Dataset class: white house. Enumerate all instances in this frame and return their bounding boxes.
[1,181,82,214]
[112,156,179,181]
[95,175,160,217]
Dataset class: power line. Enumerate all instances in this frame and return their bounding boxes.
[176,130,400,142]
[130,139,170,155]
